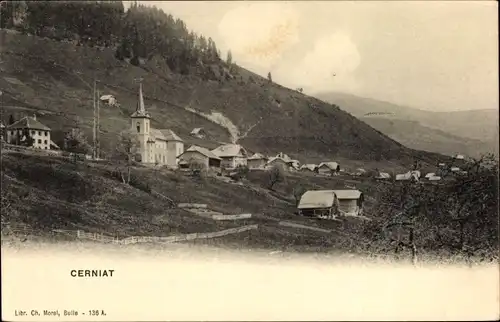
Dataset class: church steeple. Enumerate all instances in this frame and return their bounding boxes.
[131,78,150,119]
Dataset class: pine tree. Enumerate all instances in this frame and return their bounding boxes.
[226,50,232,65]
[267,72,272,83]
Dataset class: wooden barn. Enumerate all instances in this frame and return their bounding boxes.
[297,190,339,220]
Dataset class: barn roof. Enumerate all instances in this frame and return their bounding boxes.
[99,94,115,100]
[425,172,436,178]
[332,189,363,200]
[318,162,339,170]
[181,145,221,160]
[300,164,317,171]
[7,116,51,131]
[376,172,391,179]
[298,190,337,209]
[190,127,204,134]
[212,144,247,158]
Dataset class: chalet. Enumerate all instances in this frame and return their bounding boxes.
[99,94,118,107]
[375,172,391,180]
[297,190,339,220]
[354,168,366,176]
[6,115,59,150]
[300,164,317,172]
[247,153,268,169]
[178,145,221,169]
[450,167,460,172]
[266,156,289,171]
[395,170,420,182]
[317,162,340,176]
[424,172,436,179]
[190,127,206,139]
[275,152,292,162]
[428,175,442,181]
[332,189,364,216]
[454,154,465,160]
[211,143,248,169]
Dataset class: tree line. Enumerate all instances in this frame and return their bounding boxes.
[0,0,223,74]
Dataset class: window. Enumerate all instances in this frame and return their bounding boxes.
[45,131,48,136]
[44,140,47,144]
[45,147,48,150]
[31,130,35,135]
[136,122,140,133]
[38,139,41,143]
[38,131,41,136]
[146,122,149,132]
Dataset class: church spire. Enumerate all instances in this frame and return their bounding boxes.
[131,78,150,118]
[137,81,146,114]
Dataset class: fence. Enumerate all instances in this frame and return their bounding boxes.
[49,224,260,245]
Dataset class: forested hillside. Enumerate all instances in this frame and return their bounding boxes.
[0,0,445,167]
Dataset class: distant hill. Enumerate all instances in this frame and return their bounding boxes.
[315,91,499,158]
[0,29,446,169]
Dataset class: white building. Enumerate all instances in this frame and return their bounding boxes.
[130,83,184,167]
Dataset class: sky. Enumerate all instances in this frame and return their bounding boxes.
[131,1,498,112]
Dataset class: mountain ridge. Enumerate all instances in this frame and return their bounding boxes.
[0,29,446,169]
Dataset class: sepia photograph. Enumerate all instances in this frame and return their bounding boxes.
[1,0,498,321]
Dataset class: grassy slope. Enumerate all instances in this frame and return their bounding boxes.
[2,149,394,252]
[0,30,444,168]
[315,91,499,157]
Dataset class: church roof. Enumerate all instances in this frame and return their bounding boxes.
[150,128,183,142]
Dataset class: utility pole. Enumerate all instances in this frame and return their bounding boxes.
[92,79,96,159]
[96,88,100,160]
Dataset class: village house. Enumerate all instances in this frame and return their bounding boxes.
[300,164,317,173]
[317,162,340,176]
[375,172,391,180]
[247,153,268,169]
[6,115,59,150]
[211,143,248,169]
[333,189,364,216]
[395,170,420,182]
[297,190,339,220]
[178,145,221,169]
[266,156,290,171]
[189,127,206,139]
[130,83,184,168]
[287,159,300,171]
[424,172,436,179]
[99,94,118,107]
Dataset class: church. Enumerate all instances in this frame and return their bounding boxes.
[130,82,184,168]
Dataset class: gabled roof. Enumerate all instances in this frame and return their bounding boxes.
[298,190,337,209]
[0,122,5,128]
[267,156,288,164]
[190,127,204,134]
[376,172,391,179]
[100,94,115,100]
[181,145,221,160]
[428,176,441,181]
[395,171,420,181]
[211,144,247,158]
[276,152,292,162]
[332,189,363,200]
[248,153,267,160]
[318,162,339,170]
[425,172,436,178]
[450,167,460,172]
[7,116,50,131]
[300,164,317,171]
